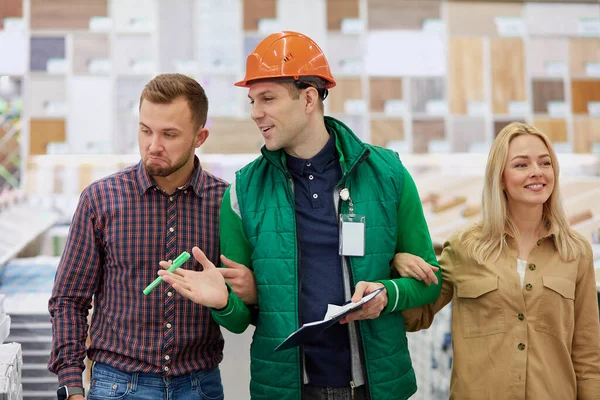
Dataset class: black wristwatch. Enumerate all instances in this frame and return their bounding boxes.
[57,386,85,399]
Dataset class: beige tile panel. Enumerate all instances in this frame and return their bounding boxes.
[72,34,110,75]
[202,118,263,154]
[78,163,94,193]
[447,1,523,36]
[528,38,569,78]
[451,117,486,152]
[368,0,441,30]
[328,78,363,115]
[28,76,67,117]
[326,34,364,75]
[524,3,600,37]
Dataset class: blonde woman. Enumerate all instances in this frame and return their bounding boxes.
[395,122,600,399]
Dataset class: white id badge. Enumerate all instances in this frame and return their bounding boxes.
[339,214,365,256]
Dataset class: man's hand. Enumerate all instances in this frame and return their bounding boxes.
[217,255,257,305]
[158,247,229,309]
[392,253,439,286]
[340,281,387,324]
[69,395,84,400]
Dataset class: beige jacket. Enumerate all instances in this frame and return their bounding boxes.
[403,231,600,399]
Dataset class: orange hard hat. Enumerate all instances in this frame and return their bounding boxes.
[235,31,336,88]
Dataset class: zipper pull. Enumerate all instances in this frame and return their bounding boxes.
[350,380,356,400]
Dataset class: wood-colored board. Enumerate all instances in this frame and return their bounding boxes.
[369,78,402,112]
[449,37,485,115]
[494,119,525,137]
[532,80,565,114]
[569,38,600,77]
[243,0,276,30]
[490,38,526,114]
[0,0,22,30]
[29,119,66,155]
[573,117,600,153]
[571,80,600,115]
[370,119,404,148]
[30,0,107,30]
[326,0,359,31]
[412,119,445,153]
[532,118,568,143]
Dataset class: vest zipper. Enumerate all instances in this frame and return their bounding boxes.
[334,149,372,399]
[344,255,371,399]
[286,174,305,399]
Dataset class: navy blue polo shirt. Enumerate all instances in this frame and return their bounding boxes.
[285,132,351,387]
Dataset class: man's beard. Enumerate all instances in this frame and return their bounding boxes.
[144,149,193,178]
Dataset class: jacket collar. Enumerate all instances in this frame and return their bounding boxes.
[504,220,558,248]
[260,116,369,177]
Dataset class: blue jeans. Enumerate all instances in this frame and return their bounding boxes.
[88,362,224,400]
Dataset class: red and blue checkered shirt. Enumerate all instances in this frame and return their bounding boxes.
[48,157,228,387]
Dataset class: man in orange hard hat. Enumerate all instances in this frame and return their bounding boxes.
[160,31,441,400]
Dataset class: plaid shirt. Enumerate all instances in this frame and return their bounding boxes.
[48,157,228,387]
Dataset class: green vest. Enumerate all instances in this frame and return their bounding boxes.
[235,117,417,400]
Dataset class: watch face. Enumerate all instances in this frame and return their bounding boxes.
[57,387,68,400]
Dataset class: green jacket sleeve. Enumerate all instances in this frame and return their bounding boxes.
[210,185,253,333]
[378,167,442,313]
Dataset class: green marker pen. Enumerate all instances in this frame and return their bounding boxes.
[143,251,191,295]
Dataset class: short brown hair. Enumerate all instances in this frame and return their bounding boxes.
[283,81,325,113]
[140,73,209,129]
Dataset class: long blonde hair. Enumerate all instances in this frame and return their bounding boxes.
[460,122,584,263]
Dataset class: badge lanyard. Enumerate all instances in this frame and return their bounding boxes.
[338,188,365,257]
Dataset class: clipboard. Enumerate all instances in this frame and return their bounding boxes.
[274,287,384,351]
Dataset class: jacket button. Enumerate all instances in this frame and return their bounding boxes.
[528,263,536,271]
[517,313,524,321]
[525,283,532,291]
[518,343,526,351]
